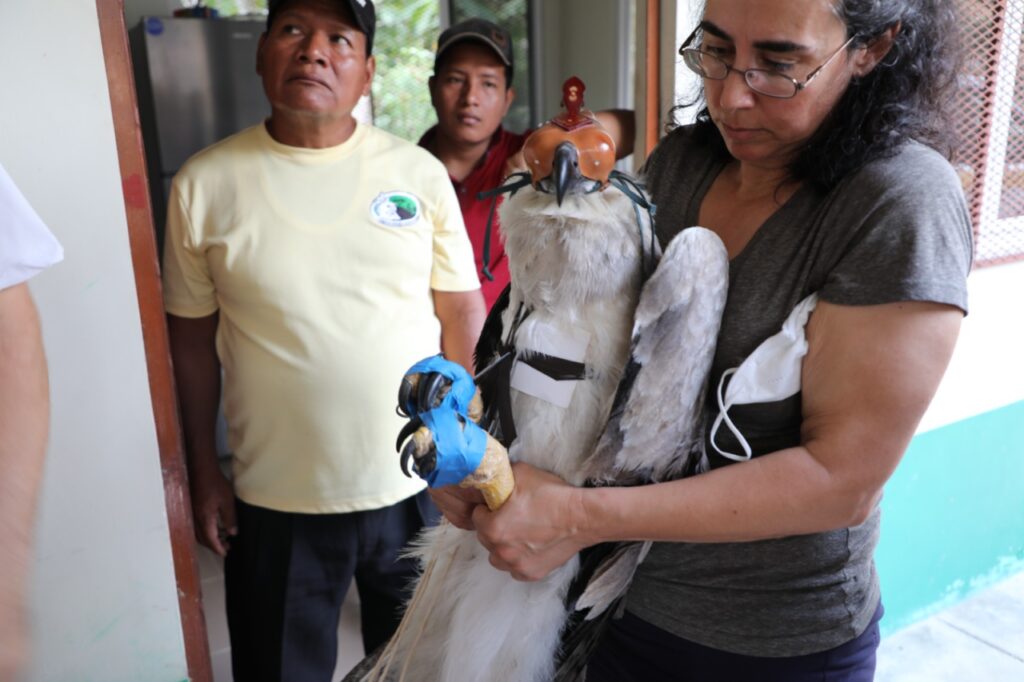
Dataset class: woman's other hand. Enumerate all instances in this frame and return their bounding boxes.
[429,484,486,530]
[471,462,594,582]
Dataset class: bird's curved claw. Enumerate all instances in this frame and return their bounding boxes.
[400,437,437,479]
[397,371,450,417]
[420,372,448,410]
[396,416,423,453]
[400,439,417,478]
[397,375,416,418]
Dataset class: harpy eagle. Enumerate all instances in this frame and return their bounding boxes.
[348,77,729,682]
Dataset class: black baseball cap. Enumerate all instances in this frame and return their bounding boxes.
[266,0,376,54]
[435,18,514,80]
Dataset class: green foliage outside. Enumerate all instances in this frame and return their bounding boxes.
[201,0,267,16]
[372,0,442,141]
[195,0,441,142]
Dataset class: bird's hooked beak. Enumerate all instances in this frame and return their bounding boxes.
[552,141,583,206]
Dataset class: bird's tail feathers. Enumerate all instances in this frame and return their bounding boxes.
[573,541,651,620]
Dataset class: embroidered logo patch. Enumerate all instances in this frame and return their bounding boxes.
[370,192,421,228]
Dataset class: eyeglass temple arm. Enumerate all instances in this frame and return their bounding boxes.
[798,34,858,91]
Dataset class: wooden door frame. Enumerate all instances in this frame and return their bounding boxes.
[94,2,212,679]
[634,0,664,167]
[644,0,661,156]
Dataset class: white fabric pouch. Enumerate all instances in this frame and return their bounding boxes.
[0,162,64,289]
[709,293,819,462]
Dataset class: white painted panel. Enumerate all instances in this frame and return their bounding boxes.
[670,0,704,127]
[0,1,188,680]
[918,260,1024,433]
[537,0,633,117]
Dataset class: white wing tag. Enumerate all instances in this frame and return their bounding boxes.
[509,322,591,408]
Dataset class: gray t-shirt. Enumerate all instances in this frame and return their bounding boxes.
[625,124,973,657]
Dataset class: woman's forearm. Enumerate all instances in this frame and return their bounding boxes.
[581,444,878,546]
[581,302,961,547]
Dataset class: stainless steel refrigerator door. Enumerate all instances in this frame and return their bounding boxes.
[141,17,269,175]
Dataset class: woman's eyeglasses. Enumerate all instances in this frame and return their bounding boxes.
[678,29,857,100]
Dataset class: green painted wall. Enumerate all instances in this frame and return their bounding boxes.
[876,400,1024,636]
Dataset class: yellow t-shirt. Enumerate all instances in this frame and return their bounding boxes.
[163,123,480,513]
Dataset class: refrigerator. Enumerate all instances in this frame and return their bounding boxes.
[130,16,271,247]
[131,16,271,460]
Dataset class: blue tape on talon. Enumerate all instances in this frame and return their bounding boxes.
[419,406,487,488]
[405,355,477,415]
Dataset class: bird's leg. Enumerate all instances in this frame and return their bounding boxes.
[467,389,484,424]
[397,367,515,510]
[458,435,514,511]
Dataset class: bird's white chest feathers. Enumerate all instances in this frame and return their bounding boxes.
[505,307,632,485]
[498,187,645,484]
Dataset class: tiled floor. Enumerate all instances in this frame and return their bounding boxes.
[333,591,363,680]
[198,545,365,681]
[199,546,1024,681]
[876,571,1024,681]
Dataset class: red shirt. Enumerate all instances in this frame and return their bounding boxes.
[419,126,528,310]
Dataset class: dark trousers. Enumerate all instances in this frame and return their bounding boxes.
[224,492,437,682]
[586,602,883,682]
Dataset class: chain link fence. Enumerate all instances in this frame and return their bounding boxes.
[956,0,1024,266]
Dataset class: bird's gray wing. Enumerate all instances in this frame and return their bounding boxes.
[572,541,651,619]
[566,227,728,625]
[552,541,650,681]
[583,226,729,484]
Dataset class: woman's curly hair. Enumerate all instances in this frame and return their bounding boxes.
[675,0,963,191]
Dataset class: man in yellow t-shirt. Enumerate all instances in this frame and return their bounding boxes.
[162,0,485,678]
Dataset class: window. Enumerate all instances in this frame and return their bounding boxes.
[180,1,537,142]
[189,0,267,15]
[372,0,443,141]
[951,0,1024,265]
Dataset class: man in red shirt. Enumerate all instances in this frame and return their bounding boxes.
[420,18,634,309]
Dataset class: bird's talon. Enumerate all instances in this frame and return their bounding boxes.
[419,372,449,411]
[397,374,418,417]
[396,416,423,452]
[398,371,453,417]
[400,443,414,478]
[400,437,437,479]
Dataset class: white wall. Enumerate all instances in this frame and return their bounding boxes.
[918,260,1024,433]
[536,0,634,120]
[0,2,188,681]
[667,0,703,128]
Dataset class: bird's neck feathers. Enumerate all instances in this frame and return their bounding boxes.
[498,187,644,315]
